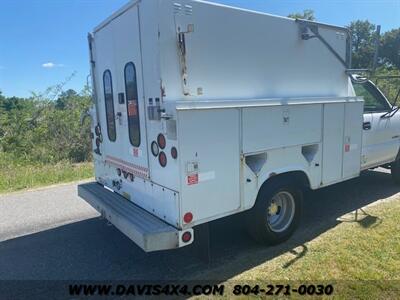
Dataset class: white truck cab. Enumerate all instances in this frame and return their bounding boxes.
[353,79,400,170]
[78,0,400,252]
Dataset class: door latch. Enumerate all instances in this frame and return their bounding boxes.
[363,122,371,130]
[118,93,125,104]
[116,112,123,125]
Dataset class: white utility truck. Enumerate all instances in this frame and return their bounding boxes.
[78,0,400,252]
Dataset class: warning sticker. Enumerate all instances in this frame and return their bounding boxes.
[127,101,137,117]
[187,174,199,185]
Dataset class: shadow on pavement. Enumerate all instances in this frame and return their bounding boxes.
[0,169,398,281]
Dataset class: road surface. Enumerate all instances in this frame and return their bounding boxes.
[0,169,399,282]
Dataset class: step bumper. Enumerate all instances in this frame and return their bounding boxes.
[78,182,193,252]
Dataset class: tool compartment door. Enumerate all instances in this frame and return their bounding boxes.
[177,108,241,224]
[93,5,149,178]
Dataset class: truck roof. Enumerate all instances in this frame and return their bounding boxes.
[93,0,349,34]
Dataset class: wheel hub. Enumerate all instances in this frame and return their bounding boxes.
[268,202,279,215]
[267,191,296,233]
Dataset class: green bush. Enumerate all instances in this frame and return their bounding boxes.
[0,86,93,164]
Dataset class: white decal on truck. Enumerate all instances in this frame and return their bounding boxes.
[105,155,149,179]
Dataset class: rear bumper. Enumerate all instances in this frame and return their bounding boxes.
[78,182,193,252]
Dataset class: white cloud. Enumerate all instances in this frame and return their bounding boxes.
[42,62,64,68]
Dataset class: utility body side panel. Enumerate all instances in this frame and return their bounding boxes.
[322,103,345,185]
[342,102,363,178]
[175,99,363,225]
[177,109,241,226]
[242,105,322,153]
[322,101,363,185]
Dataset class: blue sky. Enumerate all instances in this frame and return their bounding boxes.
[0,0,399,98]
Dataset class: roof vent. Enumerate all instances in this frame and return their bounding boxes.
[184,5,193,15]
[173,3,182,14]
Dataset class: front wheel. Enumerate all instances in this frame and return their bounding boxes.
[246,178,302,245]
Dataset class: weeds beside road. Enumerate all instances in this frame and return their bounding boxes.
[0,159,93,193]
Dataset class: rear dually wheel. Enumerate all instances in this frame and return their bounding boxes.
[246,178,302,245]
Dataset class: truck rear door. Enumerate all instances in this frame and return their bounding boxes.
[93,5,149,179]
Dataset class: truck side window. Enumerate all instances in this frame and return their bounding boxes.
[103,70,117,142]
[124,62,141,147]
[354,82,391,113]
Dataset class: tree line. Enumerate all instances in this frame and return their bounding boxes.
[0,87,92,164]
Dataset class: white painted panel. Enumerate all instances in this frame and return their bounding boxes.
[93,23,117,160]
[322,103,344,185]
[362,112,400,170]
[242,105,322,153]
[94,159,180,227]
[139,1,181,191]
[111,6,149,170]
[342,102,363,178]
[178,109,240,225]
[160,0,350,101]
[243,144,323,210]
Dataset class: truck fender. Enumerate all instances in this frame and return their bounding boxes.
[244,168,311,210]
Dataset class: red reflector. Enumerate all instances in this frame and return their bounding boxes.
[159,151,167,167]
[151,141,159,157]
[182,231,192,243]
[157,134,166,149]
[184,212,193,223]
[171,147,178,159]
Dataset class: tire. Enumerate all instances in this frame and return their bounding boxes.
[391,157,400,184]
[246,177,302,245]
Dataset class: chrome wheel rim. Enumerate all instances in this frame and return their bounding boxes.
[267,191,295,233]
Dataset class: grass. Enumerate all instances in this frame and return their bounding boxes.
[225,198,400,299]
[0,160,94,193]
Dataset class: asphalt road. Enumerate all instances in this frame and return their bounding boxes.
[0,169,399,282]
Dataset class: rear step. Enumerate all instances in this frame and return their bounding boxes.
[78,182,185,252]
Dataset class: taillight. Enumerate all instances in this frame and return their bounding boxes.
[182,231,192,243]
[171,147,178,159]
[159,151,167,167]
[183,212,193,223]
[157,134,166,149]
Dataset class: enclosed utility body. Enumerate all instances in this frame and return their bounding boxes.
[79,0,400,252]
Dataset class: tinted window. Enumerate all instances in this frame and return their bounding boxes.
[103,70,116,142]
[124,62,141,147]
[354,82,391,113]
